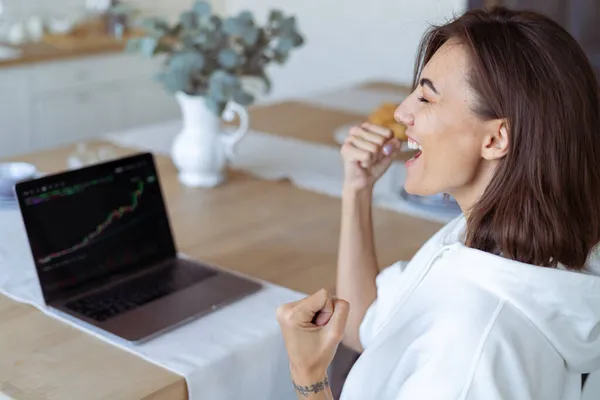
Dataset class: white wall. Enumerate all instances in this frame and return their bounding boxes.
[0,0,226,24]
[226,0,467,100]
[0,0,464,100]
[0,0,85,20]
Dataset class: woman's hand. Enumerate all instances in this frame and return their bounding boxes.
[276,289,350,397]
[341,122,402,191]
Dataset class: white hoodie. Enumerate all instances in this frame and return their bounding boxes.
[340,216,600,400]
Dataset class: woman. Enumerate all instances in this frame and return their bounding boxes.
[277,6,600,400]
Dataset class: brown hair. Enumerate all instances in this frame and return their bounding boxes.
[413,6,600,269]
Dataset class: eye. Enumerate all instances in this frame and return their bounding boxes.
[418,96,429,104]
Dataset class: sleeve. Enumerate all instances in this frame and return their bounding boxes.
[359,216,467,349]
[358,260,409,349]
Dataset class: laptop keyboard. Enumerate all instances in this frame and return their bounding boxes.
[65,262,217,322]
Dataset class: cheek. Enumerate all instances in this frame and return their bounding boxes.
[405,130,481,195]
[432,135,482,186]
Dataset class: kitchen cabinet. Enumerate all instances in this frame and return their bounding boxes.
[31,83,127,150]
[123,79,180,129]
[0,0,231,159]
[0,52,181,158]
[0,68,31,158]
[29,53,142,92]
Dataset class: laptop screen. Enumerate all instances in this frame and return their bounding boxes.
[15,152,177,303]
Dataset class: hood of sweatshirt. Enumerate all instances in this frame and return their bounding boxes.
[444,217,600,374]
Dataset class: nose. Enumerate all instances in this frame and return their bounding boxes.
[394,101,414,126]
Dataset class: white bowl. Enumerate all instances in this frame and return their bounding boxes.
[0,162,37,198]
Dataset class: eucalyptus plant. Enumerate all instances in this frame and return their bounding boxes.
[125,1,304,115]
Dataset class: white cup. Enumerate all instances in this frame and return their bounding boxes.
[0,162,37,198]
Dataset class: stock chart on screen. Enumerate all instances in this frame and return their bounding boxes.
[32,177,147,266]
[19,159,175,299]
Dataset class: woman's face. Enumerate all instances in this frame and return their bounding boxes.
[395,40,505,209]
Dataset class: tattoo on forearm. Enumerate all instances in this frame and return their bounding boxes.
[293,376,330,397]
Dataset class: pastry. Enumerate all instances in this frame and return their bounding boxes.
[367,103,407,140]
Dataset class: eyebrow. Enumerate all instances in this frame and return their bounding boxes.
[420,78,439,95]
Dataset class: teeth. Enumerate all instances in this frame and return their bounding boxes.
[407,138,422,151]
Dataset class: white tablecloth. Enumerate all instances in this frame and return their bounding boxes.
[0,207,303,400]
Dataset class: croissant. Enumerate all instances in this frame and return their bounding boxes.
[367,103,407,140]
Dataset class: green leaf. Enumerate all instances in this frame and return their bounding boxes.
[170,51,206,72]
[273,51,289,64]
[258,74,272,93]
[241,26,259,47]
[196,14,209,28]
[193,1,212,16]
[223,17,246,36]
[280,16,297,34]
[190,30,221,50]
[182,35,197,49]
[209,70,239,89]
[268,10,284,24]
[140,37,158,58]
[209,70,241,102]
[162,71,190,93]
[208,81,226,101]
[180,11,197,30]
[139,17,169,38]
[208,15,223,30]
[204,96,227,115]
[218,48,241,69]
[292,32,304,47]
[153,18,170,31]
[238,11,254,25]
[169,22,183,36]
[193,32,208,46]
[233,88,254,106]
[204,30,223,50]
[275,36,295,54]
[154,42,172,54]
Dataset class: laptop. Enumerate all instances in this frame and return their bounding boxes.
[14,152,262,343]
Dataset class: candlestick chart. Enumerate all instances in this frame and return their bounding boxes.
[37,179,145,265]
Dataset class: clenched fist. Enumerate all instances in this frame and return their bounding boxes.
[341,122,402,191]
[276,289,350,382]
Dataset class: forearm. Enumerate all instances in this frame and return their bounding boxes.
[291,369,334,400]
[336,186,379,352]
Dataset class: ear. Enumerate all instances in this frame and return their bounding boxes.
[481,119,509,160]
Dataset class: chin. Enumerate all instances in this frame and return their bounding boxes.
[403,181,427,196]
[403,179,443,197]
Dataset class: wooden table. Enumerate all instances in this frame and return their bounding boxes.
[0,82,442,399]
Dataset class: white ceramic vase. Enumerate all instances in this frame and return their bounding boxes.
[171,92,250,187]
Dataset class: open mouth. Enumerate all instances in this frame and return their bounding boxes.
[406,137,422,165]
